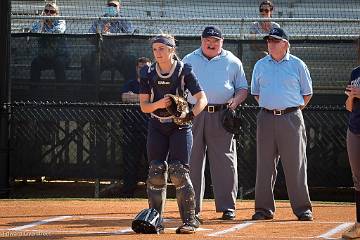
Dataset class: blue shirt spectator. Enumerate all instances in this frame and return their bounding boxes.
[81,0,136,83]
[90,0,134,34]
[31,20,66,33]
[29,2,69,82]
[31,2,65,33]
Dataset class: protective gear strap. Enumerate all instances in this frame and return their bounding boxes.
[147,160,168,216]
[168,161,197,226]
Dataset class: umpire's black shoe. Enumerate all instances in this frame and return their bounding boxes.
[297,211,313,221]
[222,210,236,220]
[251,211,274,220]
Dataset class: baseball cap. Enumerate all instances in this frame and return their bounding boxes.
[107,0,120,5]
[263,27,289,42]
[202,26,223,39]
[45,2,59,12]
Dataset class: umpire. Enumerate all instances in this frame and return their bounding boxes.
[250,27,313,221]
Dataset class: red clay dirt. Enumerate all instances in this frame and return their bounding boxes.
[0,199,355,239]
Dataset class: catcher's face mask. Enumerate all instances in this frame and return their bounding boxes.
[132,208,162,234]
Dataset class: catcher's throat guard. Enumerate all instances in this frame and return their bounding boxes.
[132,208,162,234]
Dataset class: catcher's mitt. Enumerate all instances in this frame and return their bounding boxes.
[132,208,163,234]
[165,94,192,125]
[222,108,242,135]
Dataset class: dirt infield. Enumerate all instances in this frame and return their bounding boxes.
[0,199,355,239]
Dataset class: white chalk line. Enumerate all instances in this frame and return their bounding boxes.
[8,216,72,231]
[317,222,353,239]
[206,220,353,239]
[1,215,353,239]
[1,227,211,235]
[207,222,254,237]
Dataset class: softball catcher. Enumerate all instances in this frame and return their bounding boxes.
[135,33,207,234]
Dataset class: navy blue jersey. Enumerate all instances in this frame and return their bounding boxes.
[348,66,360,134]
[139,61,203,117]
[139,61,202,97]
[121,79,140,94]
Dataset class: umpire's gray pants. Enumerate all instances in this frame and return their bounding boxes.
[347,129,360,191]
[255,109,312,217]
[190,110,238,214]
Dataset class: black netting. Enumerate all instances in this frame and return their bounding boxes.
[10,102,148,179]
[9,102,352,197]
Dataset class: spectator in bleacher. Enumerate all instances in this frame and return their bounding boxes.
[90,0,134,34]
[120,57,151,197]
[251,27,313,221]
[30,2,69,82]
[342,65,360,239]
[249,0,280,65]
[81,0,136,83]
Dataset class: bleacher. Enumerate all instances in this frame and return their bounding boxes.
[9,0,360,100]
[11,0,360,35]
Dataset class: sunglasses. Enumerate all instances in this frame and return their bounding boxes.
[44,9,56,14]
[107,3,118,7]
[267,37,283,43]
[260,9,271,13]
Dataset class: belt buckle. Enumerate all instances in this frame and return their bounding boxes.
[208,106,215,113]
[273,110,282,116]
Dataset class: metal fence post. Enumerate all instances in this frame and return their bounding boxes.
[0,0,11,198]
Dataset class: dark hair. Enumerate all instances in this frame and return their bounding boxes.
[259,0,274,11]
[137,57,151,65]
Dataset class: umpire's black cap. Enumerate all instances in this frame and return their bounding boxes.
[202,26,223,39]
[263,27,289,42]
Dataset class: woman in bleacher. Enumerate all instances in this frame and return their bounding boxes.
[30,2,69,82]
[249,0,280,66]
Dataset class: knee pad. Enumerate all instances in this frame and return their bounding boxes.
[168,161,196,224]
[147,160,168,215]
[147,160,168,189]
[168,161,191,188]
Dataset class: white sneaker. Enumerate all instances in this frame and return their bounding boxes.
[342,223,360,239]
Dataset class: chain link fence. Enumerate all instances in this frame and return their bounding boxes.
[9,102,352,198]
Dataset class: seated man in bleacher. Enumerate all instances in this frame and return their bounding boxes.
[81,0,136,83]
[30,2,70,82]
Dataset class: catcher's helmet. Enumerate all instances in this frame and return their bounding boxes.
[131,208,162,234]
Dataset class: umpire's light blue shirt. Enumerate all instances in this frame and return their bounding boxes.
[183,48,248,104]
[251,52,313,110]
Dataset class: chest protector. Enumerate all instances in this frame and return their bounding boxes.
[147,61,188,119]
